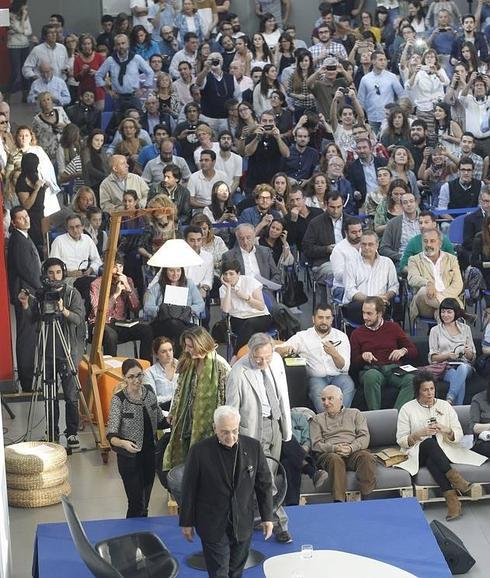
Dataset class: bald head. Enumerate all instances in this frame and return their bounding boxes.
[111,155,129,178]
[39,61,53,81]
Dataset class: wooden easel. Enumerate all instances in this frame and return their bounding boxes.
[85,206,174,463]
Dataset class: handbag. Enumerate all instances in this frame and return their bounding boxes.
[282,268,308,308]
[418,362,449,380]
[158,303,191,323]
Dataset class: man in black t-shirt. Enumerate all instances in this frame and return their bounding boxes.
[243,110,289,192]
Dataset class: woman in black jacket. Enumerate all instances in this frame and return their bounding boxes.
[80,129,110,203]
[106,359,164,518]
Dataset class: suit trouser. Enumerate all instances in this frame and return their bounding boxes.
[14,304,37,392]
[261,416,288,533]
[316,449,376,502]
[360,364,414,410]
[201,525,252,578]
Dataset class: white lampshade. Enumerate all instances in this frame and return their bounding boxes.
[147,239,204,268]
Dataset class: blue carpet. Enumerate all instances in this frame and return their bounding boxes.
[33,498,451,577]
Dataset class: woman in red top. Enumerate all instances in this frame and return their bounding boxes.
[74,33,105,110]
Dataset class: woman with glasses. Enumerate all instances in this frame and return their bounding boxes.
[107,358,164,518]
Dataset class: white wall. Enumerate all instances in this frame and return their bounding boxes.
[0,409,11,578]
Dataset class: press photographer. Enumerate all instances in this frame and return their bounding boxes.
[18,258,86,450]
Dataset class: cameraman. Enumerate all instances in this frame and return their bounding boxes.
[18,258,85,450]
[244,109,290,192]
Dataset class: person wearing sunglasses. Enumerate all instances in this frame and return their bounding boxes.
[106,358,165,518]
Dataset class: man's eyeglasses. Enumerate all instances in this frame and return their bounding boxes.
[374,84,381,96]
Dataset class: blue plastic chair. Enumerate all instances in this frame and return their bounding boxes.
[448,215,466,245]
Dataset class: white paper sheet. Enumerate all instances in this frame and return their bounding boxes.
[164,285,189,306]
[43,187,61,217]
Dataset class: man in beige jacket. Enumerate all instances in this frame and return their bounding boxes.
[407,229,463,323]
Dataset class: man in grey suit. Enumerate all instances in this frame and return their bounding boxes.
[226,333,293,544]
[222,223,281,289]
[379,190,419,268]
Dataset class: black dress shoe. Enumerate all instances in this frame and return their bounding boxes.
[275,530,293,544]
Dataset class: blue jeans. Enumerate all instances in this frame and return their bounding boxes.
[308,374,356,412]
[444,363,473,405]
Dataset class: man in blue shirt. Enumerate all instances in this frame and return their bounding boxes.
[239,184,281,235]
[138,124,172,169]
[428,9,457,67]
[358,51,404,134]
[282,127,320,184]
[95,34,153,113]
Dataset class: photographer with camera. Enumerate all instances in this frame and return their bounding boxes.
[18,257,85,449]
[243,109,290,192]
[195,51,240,135]
[330,87,366,160]
[7,207,42,392]
[461,72,490,158]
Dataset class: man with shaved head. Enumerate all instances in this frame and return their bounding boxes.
[99,154,149,212]
[309,385,376,502]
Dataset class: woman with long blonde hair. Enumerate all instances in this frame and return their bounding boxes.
[163,326,230,471]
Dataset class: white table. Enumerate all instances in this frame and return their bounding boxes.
[263,550,418,577]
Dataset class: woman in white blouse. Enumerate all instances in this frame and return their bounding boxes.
[219,258,273,355]
[404,49,449,131]
[143,336,178,414]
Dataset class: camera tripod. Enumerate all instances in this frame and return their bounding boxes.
[26,312,99,451]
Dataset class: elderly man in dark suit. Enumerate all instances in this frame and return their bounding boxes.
[7,207,42,392]
[223,223,281,288]
[180,405,273,578]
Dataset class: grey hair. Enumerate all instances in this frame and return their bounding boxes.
[248,332,273,354]
[322,385,343,400]
[235,223,255,236]
[422,228,442,241]
[214,405,241,425]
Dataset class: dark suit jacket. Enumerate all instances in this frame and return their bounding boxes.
[302,212,345,267]
[7,229,42,304]
[463,208,484,253]
[346,156,388,206]
[223,245,281,286]
[140,111,172,135]
[180,434,273,542]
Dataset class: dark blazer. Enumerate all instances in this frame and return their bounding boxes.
[223,245,281,286]
[7,229,42,304]
[346,156,388,206]
[139,110,172,135]
[302,212,345,267]
[463,208,484,253]
[180,434,273,542]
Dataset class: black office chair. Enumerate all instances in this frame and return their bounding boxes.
[61,496,179,578]
[167,455,287,571]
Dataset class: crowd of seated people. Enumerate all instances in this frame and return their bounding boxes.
[5,0,490,531]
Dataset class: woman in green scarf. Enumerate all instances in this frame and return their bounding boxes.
[163,326,230,471]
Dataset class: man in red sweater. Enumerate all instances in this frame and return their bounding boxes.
[350,296,417,410]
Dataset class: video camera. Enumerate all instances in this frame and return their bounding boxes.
[34,277,66,317]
